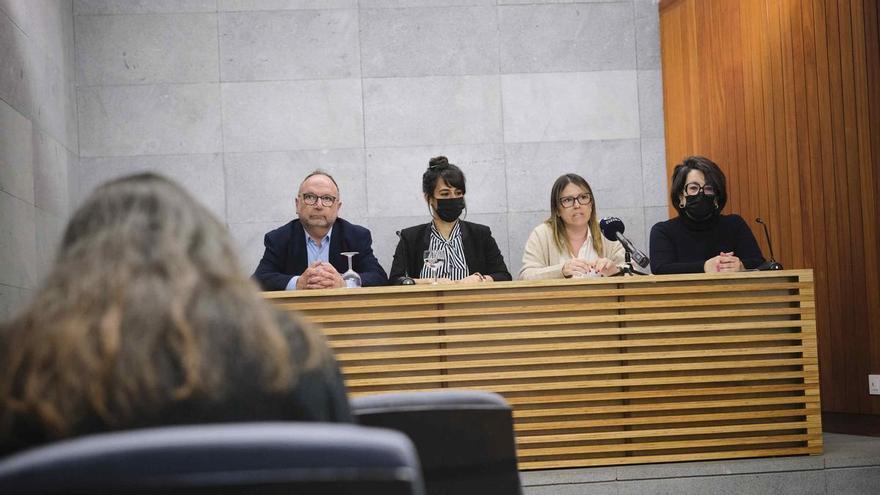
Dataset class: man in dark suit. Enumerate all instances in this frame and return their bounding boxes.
[253,171,387,291]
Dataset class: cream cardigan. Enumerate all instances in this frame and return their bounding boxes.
[518,222,626,280]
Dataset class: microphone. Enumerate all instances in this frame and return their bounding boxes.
[393,230,416,285]
[599,217,650,268]
[755,218,783,270]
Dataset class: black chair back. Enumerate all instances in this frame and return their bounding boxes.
[0,422,425,495]
[352,390,522,495]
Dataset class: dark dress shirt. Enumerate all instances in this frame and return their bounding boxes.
[253,218,388,291]
[649,214,765,274]
[389,221,512,283]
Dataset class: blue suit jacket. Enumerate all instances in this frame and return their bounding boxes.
[253,218,388,291]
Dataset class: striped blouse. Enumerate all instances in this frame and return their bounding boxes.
[419,221,470,280]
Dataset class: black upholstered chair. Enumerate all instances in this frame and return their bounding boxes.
[0,422,425,495]
[352,390,522,495]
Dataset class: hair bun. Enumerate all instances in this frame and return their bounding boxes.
[428,156,449,171]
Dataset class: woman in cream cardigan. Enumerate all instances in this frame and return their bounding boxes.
[519,173,625,279]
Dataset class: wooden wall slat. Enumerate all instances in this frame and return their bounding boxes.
[863,0,880,406]
[309,304,806,325]
[343,347,807,373]
[739,1,760,222]
[826,0,860,410]
[837,0,868,412]
[752,0,768,225]
[660,0,880,417]
[522,448,817,470]
[503,384,811,406]
[324,317,807,339]
[767,1,789,260]
[328,330,809,351]
[346,359,811,388]
[369,370,812,396]
[521,436,812,459]
[518,400,817,421]
[780,0,806,270]
[813,0,843,411]
[519,422,811,444]
[792,0,820,316]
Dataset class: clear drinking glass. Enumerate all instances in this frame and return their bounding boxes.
[340,252,361,288]
[423,249,446,285]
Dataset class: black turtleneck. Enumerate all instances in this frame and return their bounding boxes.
[649,214,765,274]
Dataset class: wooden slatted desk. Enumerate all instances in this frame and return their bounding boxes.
[265,269,822,469]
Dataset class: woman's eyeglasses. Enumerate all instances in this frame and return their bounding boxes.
[684,182,716,196]
[559,193,593,208]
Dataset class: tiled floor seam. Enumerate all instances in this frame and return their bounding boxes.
[611,468,827,482]
[523,468,829,488]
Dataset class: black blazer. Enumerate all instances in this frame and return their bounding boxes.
[253,218,388,291]
[389,221,511,283]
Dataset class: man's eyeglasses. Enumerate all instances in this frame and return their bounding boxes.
[559,193,593,208]
[684,182,717,196]
[301,193,337,207]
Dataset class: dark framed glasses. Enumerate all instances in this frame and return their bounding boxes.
[301,193,337,206]
[684,182,716,196]
[559,192,593,208]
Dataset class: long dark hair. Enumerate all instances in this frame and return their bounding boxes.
[545,173,604,256]
[0,173,323,439]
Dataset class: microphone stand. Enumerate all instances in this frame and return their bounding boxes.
[616,252,649,276]
[755,218,783,271]
[598,217,650,276]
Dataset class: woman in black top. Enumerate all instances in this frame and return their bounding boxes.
[0,174,351,457]
[389,156,511,284]
[649,156,765,274]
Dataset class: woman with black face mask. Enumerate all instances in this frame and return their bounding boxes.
[649,156,765,274]
[389,156,512,284]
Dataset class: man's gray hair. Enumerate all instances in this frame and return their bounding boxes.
[300,170,339,192]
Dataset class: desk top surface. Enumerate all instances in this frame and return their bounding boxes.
[262,269,813,299]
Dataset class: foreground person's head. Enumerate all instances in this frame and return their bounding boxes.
[0,173,322,442]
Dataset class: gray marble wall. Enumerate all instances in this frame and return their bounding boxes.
[71,0,667,281]
[0,0,77,320]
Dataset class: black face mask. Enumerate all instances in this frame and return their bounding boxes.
[434,197,465,222]
[683,193,718,222]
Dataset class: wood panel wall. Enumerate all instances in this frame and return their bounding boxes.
[659,0,880,420]
[267,271,821,469]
